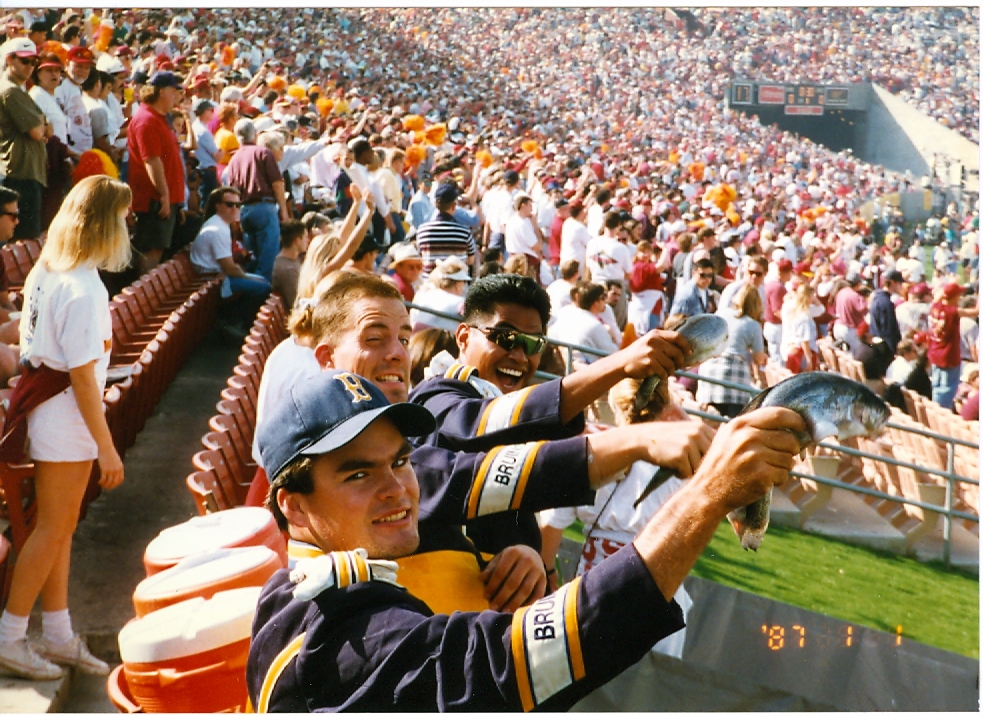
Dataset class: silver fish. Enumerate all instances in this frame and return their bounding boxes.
[727,372,891,550]
[634,314,729,414]
[633,314,729,508]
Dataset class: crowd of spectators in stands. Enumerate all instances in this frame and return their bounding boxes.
[0,6,976,407]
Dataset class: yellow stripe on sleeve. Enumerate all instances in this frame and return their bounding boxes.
[509,441,543,511]
[507,387,533,426]
[476,396,496,436]
[466,446,501,520]
[354,552,370,582]
[510,607,535,712]
[334,552,351,587]
[563,577,585,680]
[257,632,306,713]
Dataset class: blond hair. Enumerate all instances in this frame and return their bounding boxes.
[294,230,344,308]
[786,282,814,316]
[42,176,131,272]
[732,282,763,321]
[287,271,346,338]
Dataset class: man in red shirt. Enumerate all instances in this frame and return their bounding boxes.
[547,197,569,269]
[927,283,979,409]
[832,272,868,352]
[762,258,792,361]
[127,71,186,272]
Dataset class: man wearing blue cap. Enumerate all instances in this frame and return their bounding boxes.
[415,180,475,280]
[247,367,805,711]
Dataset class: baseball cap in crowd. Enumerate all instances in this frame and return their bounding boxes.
[909,282,930,297]
[942,282,965,300]
[192,98,215,116]
[95,53,125,74]
[149,71,183,89]
[114,45,133,58]
[0,37,37,62]
[777,259,794,273]
[503,169,519,185]
[433,256,471,282]
[434,182,460,204]
[66,45,94,65]
[258,370,436,481]
[883,270,904,284]
[554,197,569,209]
[389,242,421,266]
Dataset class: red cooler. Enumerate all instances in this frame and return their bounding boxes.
[143,507,286,576]
[133,546,282,617]
[119,587,260,713]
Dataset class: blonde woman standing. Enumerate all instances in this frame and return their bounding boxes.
[781,282,823,373]
[0,176,129,679]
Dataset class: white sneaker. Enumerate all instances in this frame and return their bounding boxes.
[0,639,64,680]
[37,635,109,676]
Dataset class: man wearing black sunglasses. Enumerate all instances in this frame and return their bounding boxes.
[409,273,695,556]
[0,37,47,241]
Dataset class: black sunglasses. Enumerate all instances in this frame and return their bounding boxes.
[220,200,242,208]
[698,272,715,279]
[469,325,547,356]
[0,211,20,220]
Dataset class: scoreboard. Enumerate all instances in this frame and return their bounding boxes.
[730,82,855,115]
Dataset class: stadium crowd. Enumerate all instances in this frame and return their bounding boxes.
[0,5,977,695]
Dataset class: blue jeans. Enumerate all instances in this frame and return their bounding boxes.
[240,201,280,281]
[930,364,961,410]
[228,274,271,297]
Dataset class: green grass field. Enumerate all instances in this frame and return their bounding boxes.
[564,522,979,658]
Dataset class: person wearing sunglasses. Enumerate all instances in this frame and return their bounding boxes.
[0,37,47,242]
[668,257,719,318]
[189,185,271,334]
[409,272,695,556]
[716,254,768,317]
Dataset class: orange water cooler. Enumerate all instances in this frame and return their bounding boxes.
[132,546,282,616]
[142,507,286,576]
[118,587,260,713]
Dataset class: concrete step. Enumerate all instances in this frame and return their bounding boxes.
[800,487,908,554]
[908,520,980,574]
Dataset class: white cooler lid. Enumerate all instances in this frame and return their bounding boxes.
[119,587,261,663]
[134,547,278,601]
[144,507,274,563]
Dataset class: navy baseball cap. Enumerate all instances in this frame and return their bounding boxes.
[434,182,460,203]
[258,370,436,481]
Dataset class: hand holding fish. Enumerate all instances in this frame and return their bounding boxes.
[636,419,715,479]
[690,407,805,519]
[617,329,692,383]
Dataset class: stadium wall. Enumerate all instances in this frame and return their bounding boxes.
[858,84,980,191]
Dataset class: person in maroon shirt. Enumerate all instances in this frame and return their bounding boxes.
[762,258,792,361]
[127,71,186,273]
[832,272,869,352]
[547,197,570,268]
[927,283,979,409]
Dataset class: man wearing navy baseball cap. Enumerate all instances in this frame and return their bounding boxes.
[258,369,435,559]
[248,365,806,711]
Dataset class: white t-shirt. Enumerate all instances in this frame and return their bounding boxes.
[547,305,618,364]
[560,217,591,269]
[20,262,111,387]
[189,215,233,274]
[585,235,631,282]
[504,213,539,257]
[585,203,605,237]
[251,336,321,466]
[546,278,576,319]
[54,79,92,153]
[29,86,68,145]
[409,287,464,331]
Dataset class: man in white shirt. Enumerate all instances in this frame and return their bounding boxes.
[504,193,543,269]
[54,45,94,153]
[546,259,579,321]
[481,169,519,251]
[560,200,591,270]
[584,210,631,327]
[189,186,271,329]
[191,99,220,199]
[585,186,611,237]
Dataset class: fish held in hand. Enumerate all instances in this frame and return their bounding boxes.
[728,372,890,550]
[634,314,729,416]
[632,314,729,507]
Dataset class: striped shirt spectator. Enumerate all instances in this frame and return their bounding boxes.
[415,182,475,280]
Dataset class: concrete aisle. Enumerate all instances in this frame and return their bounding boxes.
[52,329,241,712]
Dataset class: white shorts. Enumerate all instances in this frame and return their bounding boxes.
[26,387,98,463]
